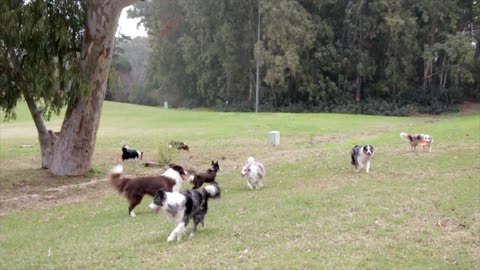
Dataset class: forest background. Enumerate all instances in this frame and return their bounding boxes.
[108,0,479,115]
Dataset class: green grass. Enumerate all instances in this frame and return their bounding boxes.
[0,101,479,269]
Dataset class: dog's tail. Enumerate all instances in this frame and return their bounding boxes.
[400,132,412,142]
[204,184,221,199]
[350,147,358,166]
[109,165,128,193]
[188,174,195,183]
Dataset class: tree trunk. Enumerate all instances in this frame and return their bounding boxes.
[24,93,56,169]
[248,71,255,102]
[439,53,447,89]
[475,41,480,61]
[48,0,139,176]
[423,18,437,90]
[355,76,361,102]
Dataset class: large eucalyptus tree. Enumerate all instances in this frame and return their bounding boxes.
[1,0,140,176]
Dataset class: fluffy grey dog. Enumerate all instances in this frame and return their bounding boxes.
[351,145,374,173]
[240,157,265,189]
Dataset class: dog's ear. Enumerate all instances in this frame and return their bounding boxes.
[211,160,215,165]
[155,188,165,196]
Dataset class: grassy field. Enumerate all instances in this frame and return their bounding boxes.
[0,101,479,269]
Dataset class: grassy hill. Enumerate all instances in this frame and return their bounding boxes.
[0,101,479,269]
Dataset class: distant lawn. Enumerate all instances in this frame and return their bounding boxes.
[0,101,479,269]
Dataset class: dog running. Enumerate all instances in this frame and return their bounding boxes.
[351,145,375,173]
[121,145,143,161]
[148,184,221,242]
[109,164,187,217]
[400,132,433,152]
[188,161,220,189]
[240,157,265,189]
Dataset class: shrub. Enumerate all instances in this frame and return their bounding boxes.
[157,137,177,164]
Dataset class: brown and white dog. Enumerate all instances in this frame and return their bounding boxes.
[109,164,187,217]
[400,132,433,152]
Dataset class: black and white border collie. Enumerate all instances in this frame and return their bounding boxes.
[109,164,187,217]
[121,145,143,161]
[351,145,374,173]
[188,161,220,189]
[400,132,433,152]
[148,184,221,242]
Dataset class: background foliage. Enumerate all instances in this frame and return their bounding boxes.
[117,0,479,115]
[0,0,86,120]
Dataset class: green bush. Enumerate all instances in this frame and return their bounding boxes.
[157,138,177,164]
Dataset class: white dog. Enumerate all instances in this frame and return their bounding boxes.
[240,157,265,189]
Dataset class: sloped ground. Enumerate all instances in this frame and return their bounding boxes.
[1,103,478,216]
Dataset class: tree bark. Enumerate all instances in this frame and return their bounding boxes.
[23,92,56,169]
[475,41,480,61]
[48,0,139,176]
[423,18,437,90]
[439,53,447,89]
[355,76,361,102]
[248,71,255,102]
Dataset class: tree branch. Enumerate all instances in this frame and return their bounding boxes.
[118,0,141,9]
[23,91,49,136]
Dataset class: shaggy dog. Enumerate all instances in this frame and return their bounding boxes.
[121,145,143,161]
[188,161,220,189]
[400,132,433,152]
[351,145,375,173]
[148,184,221,242]
[240,157,265,189]
[109,164,187,217]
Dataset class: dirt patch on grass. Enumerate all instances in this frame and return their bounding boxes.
[0,178,113,216]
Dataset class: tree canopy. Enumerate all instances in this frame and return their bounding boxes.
[127,0,479,115]
[0,0,87,120]
[1,0,138,176]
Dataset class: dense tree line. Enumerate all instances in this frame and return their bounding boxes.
[128,0,479,115]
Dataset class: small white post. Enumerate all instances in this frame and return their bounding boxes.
[268,131,280,146]
[164,101,168,109]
